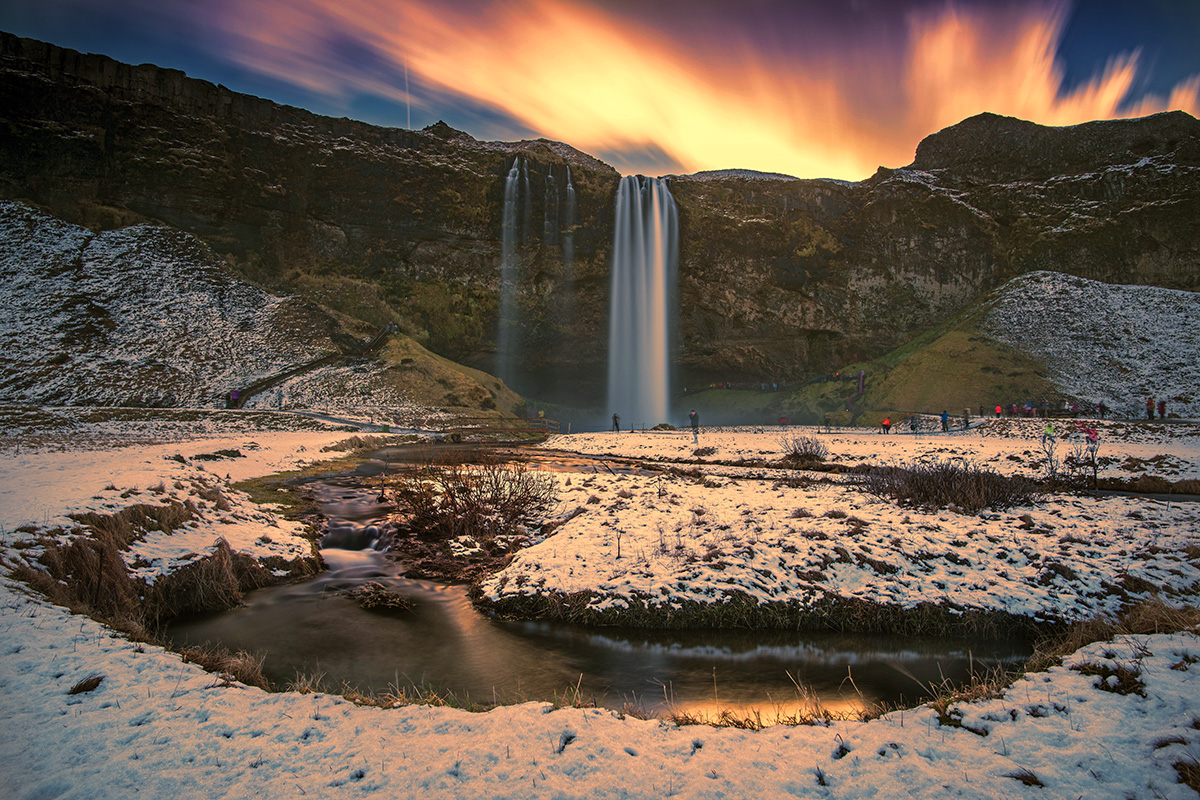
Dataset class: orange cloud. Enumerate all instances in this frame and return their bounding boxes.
[902,4,1197,131]
[208,0,1200,179]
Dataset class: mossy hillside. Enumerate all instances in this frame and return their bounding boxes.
[289,270,406,333]
[865,329,1055,416]
[775,297,1058,426]
[374,336,524,416]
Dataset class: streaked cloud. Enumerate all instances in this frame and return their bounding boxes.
[196,0,1200,179]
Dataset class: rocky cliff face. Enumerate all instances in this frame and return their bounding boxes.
[3,32,1198,406]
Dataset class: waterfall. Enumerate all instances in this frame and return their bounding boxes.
[563,166,576,270]
[543,167,559,245]
[497,156,521,385]
[520,158,532,244]
[607,176,678,428]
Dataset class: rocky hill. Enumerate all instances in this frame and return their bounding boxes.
[1,32,1197,407]
[979,271,1200,418]
[0,200,519,416]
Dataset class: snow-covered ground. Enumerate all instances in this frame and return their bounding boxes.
[475,422,1200,627]
[1,413,1198,798]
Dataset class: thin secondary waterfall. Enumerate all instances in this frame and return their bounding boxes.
[520,158,532,244]
[607,175,678,427]
[497,156,521,385]
[543,167,559,245]
[562,166,575,271]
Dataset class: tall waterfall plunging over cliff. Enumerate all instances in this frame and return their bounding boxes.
[607,176,678,427]
[497,156,522,385]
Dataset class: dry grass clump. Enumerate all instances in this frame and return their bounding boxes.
[780,434,828,467]
[669,703,875,730]
[68,674,105,695]
[193,483,231,511]
[13,527,147,635]
[858,459,1043,513]
[143,539,275,623]
[1026,598,1200,673]
[386,455,557,541]
[340,581,414,612]
[1177,758,1200,792]
[178,643,270,690]
[285,668,328,695]
[320,435,395,453]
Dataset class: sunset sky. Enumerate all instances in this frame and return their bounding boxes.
[3,0,1198,179]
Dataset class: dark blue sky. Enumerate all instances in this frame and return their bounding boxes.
[2,0,1196,177]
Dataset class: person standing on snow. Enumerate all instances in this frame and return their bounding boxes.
[612,412,620,432]
[882,417,891,434]
[941,410,949,432]
[689,409,699,443]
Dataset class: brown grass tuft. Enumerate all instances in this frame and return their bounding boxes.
[68,674,105,694]
[178,643,270,690]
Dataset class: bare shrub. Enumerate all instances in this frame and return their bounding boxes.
[858,459,1042,513]
[387,455,558,541]
[780,434,828,467]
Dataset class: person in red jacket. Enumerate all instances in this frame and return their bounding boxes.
[882,417,891,434]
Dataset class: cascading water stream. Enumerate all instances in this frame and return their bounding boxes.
[562,166,576,272]
[543,166,559,245]
[520,158,531,244]
[497,156,521,385]
[607,176,678,427]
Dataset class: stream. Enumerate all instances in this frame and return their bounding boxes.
[169,449,1031,718]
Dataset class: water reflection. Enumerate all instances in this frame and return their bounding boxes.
[170,546,1029,718]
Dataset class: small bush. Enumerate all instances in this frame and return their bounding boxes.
[780,434,828,467]
[387,455,558,541]
[858,460,1042,513]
